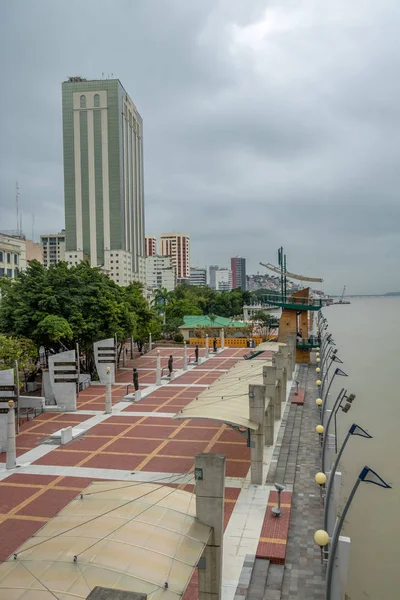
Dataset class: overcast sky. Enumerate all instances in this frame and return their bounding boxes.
[1,0,399,294]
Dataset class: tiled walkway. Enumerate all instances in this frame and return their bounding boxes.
[0,344,286,600]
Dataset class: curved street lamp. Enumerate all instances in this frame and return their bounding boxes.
[321,366,348,425]
[323,422,371,533]
[325,466,391,600]
[320,388,346,472]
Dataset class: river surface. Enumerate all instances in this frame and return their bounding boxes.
[323,297,400,600]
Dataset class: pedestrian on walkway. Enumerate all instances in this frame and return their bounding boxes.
[168,355,173,377]
[133,368,139,391]
[213,337,217,353]
[195,345,199,363]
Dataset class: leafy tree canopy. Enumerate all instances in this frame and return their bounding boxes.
[0,261,160,355]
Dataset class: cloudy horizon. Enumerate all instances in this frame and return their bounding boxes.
[1,0,400,295]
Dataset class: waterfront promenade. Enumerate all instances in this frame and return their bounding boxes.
[0,345,325,599]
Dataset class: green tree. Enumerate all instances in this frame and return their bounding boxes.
[0,261,158,374]
[0,335,38,387]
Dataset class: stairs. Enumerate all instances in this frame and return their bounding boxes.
[246,559,285,600]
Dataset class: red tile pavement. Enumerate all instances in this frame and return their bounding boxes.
[173,427,218,441]
[121,424,178,438]
[218,428,248,443]
[0,485,40,513]
[82,453,145,471]
[57,436,111,452]
[85,423,133,437]
[256,491,293,564]
[144,455,194,473]
[161,440,209,456]
[226,461,250,478]
[16,488,79,518]
[0,519,46,562]
[32,450,91,467]
[211,442,251,460]
[105,438,161,455]
[2,473,58,486]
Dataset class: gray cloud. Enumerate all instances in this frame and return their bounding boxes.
[1,0,399,294]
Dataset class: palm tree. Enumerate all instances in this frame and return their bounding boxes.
[152,287,172,325]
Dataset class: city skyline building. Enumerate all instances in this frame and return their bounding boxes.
[145,255,176,292]
[41,230,66,267]
[215,268,232,291]
[209,265,219,289]
[62,76,145,286]
[159,233,190,280]
[231,256,246,290]
[190,266,207,286]
[145,235,156,257]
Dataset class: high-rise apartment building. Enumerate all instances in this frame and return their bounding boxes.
[190,267,207,286]
[62,77,145,286]
[159,233,190,280]
[231,256,246,290]
[145,236,156,257]
[145,255,176,292]
[41,230,66,267]
[215,268,232,291]
[209,265,219,289]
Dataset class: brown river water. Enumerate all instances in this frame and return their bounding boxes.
[323,297,400,600]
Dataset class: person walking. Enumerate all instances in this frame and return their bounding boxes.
[213,337,217,353]
[168,354,173,377]
[195,345,199,363]
[133,368,139,391]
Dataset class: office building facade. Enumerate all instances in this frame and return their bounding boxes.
[41,230,66,267]
[231,256,246,290]
[215,268,232,291]
[145,255,176,292]
[159,233,190,280]
[190,267,207,286]
[62,77,145,285]
[209,265,219,289]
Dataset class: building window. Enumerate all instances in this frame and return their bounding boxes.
[7,269,12,277]
[14,254,18,265]
[94,94,100,107]
[7,253,11,263]
[0,251,3,262]
[0,268,4,277]
[80,95,86,108]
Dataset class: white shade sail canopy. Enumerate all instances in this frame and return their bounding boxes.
[174,359,273,430]
[0,481,211,600]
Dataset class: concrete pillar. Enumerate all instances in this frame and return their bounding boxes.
[327,471,342,536]
[135,390,141,402]
[273,351,286,410]
[195,453,226,600]
[221,328,225,350]
[156,350,161,386]
[6,401,16,469]
[149,333,152,352]
[105,368,112,414]
[286,334,296,376]
[264,364,280,421]
[183,342,188,370]
[249,384,266,485]
[205,335,209,359]
[263,365,277,438]
[330,535,351,600]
